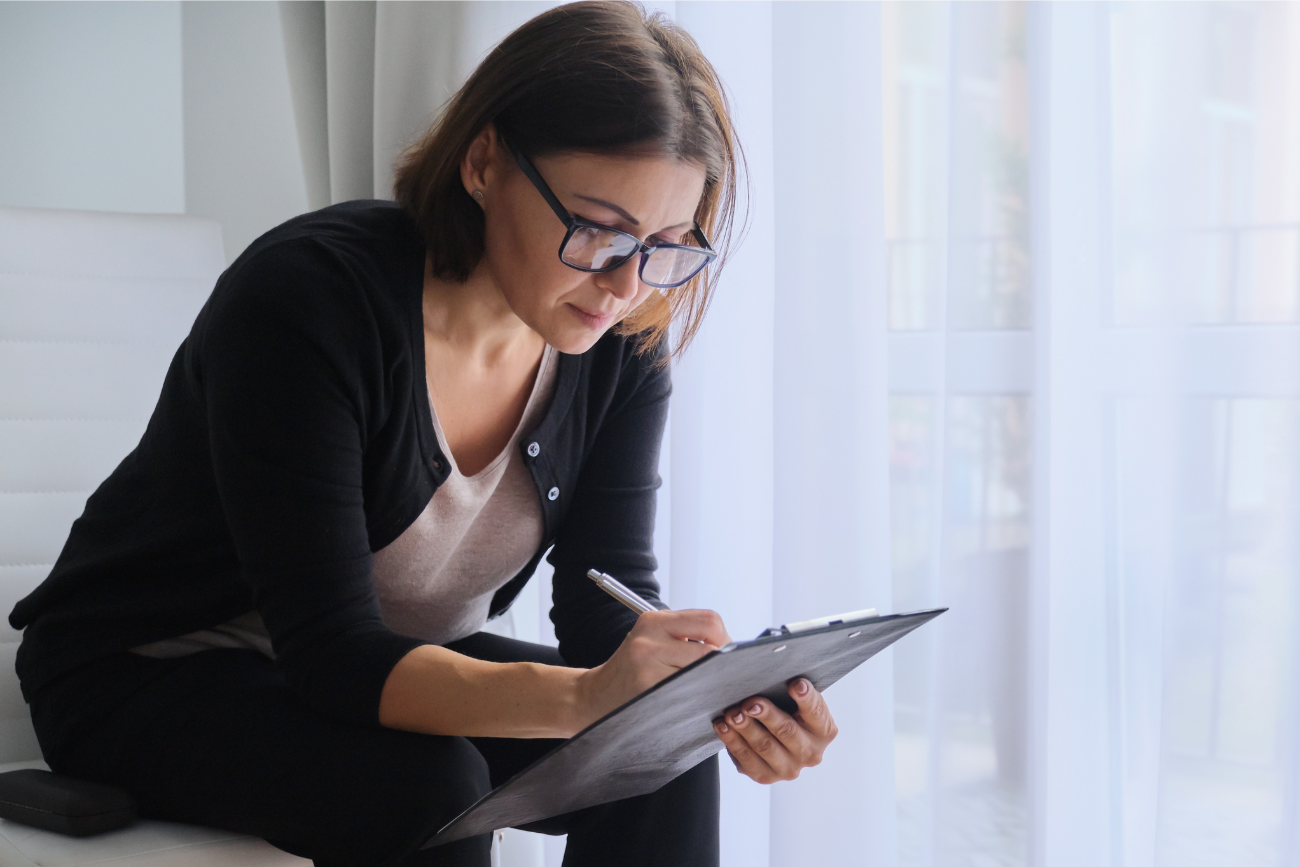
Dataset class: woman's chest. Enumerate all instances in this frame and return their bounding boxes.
[424,340,547,477]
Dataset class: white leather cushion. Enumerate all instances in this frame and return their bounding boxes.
[0,207,226,768]
[0,206,225,587]
[0,210,304,866]
[0,646,39,768]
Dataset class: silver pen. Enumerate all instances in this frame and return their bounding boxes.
[586,569,658,614]
[586,569,709,645]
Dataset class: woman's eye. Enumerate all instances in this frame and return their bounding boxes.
[574,215,622,233]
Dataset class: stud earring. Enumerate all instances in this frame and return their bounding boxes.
[471,190,484,203]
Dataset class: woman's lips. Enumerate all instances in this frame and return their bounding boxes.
[568,303,616,329]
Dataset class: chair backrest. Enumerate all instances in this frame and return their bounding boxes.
[0,207,224,763]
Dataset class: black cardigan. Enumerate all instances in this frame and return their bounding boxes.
[10,201,670,727]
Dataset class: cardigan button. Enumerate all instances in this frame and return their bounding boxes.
[527,442,540,457]
[547,486,559,501]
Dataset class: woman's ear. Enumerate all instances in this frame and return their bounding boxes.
[460,125,503,204]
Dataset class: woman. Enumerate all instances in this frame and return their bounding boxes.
[10,3,838,865]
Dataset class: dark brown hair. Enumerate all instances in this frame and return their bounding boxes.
[393,0,743,360]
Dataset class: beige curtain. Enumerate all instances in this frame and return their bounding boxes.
[277,1,561,209]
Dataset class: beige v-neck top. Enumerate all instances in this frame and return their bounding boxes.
[132,345,558,658]
[370,344,558,644]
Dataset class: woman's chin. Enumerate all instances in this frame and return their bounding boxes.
[547,329,607,355]
[531,309,621,355]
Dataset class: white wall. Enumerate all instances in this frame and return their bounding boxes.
[0,1,309,264]
[0,1,184,215]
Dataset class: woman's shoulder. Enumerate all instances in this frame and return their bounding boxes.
[201,202,422,329]
[190,202,425,378]
[228,201,422,284]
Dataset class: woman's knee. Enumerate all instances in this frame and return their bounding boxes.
[300,732,493,867]
[387,733,493,823]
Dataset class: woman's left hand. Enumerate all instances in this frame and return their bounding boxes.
[712,678,838,783]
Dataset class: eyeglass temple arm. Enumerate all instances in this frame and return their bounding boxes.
[691,227,714,253]
[507,142,577,228]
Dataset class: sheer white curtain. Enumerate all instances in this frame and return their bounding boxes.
[271,3,1300,866]
[884,4,1300,867]
[667,4,894,865]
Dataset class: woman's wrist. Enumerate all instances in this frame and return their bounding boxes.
[528,661,586,738]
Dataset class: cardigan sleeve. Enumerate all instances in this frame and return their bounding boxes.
[196,239,425,726]
[546,341,672,669]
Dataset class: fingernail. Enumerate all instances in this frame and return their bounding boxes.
[732,711,745,725]
[795,678,810,695]
[748,702,763,716]
[716,721,729,734]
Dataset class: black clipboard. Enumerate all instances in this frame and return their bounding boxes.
[423,607,946,848]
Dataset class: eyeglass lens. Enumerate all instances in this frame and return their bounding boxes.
[561,226,710,288]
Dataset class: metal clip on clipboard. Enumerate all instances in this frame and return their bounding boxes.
[756,607,879,638]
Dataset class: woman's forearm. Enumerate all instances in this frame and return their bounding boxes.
[378,644,583,738]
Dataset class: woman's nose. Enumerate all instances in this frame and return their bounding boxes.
[596,255,642,300]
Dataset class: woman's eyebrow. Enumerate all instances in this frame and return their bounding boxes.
[573,194,695,235]
[574,194,641,226]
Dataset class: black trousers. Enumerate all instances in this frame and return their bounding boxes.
[28,633,719,867]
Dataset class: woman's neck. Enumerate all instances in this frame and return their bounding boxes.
[421,254,543,368]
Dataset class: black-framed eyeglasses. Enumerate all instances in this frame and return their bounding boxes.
[507,142,717,290]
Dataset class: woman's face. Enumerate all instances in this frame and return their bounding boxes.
[468,132,707,354]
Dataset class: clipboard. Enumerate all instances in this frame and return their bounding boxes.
[423,607,946,848]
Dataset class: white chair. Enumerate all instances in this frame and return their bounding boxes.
[0,206,309,866]
[0,206,549,867]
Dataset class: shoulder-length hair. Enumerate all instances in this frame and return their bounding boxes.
[392,0,744,361]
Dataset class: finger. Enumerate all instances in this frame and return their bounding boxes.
[713,714,780,784]
[727,701,802,781]
[711,723,743,772]
[786,678,839,742]
[653,634,715,670]
[739,697,824,770]
[625,622,714,672]
[642,609,731,648]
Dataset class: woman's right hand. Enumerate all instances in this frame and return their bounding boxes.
[571,609,731,734]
